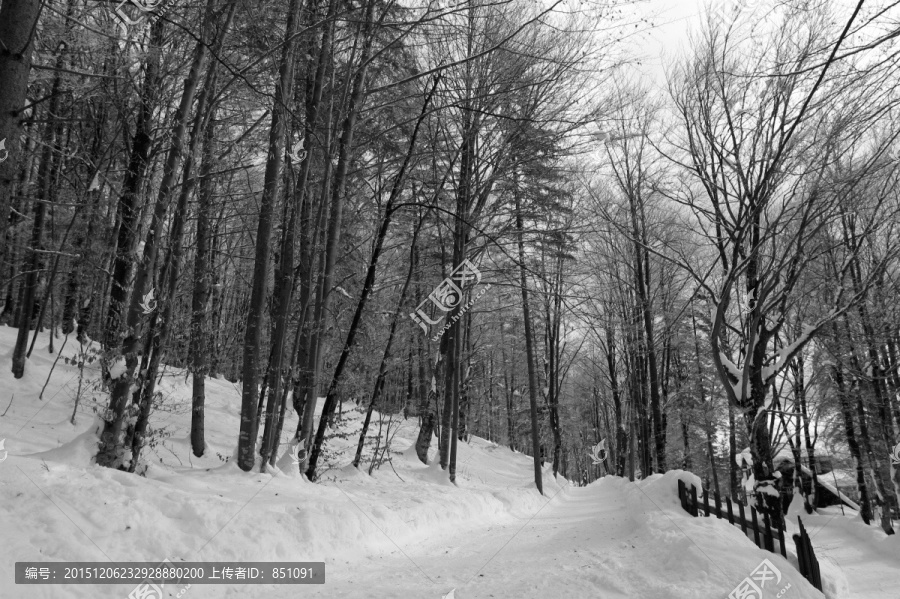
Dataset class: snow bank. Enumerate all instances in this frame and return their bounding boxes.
[0,328,552,598]
[3,327,894,599]
[608,471,825,599]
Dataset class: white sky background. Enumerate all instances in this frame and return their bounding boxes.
[622,0,707,91]
[621,0,877,91]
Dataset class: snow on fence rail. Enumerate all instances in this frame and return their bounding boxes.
[677,479,787,557]
[676,479,824,593]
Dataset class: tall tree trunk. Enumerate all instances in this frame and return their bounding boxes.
[729,401,739,500]
[842,215,897,533]
[500,305,516,452]
[259,0,333,472]
[793,354,818,510]
[843,317,895,534]
[353,222,420,468]
[129,0,231,471]
[189,97,219,458]
[0,0,43,290]
[829,330,872,522]
[305,68,437,481]
[97,8,213,468]
[104,21,166,347]
[546,265,563,476]
[236,0,304,471]
[690,308,719,491]
[627,191,664,472]
[515,187,543,495]
[11,3,74,377]
[298,0,375,473]
[413,230,437,464]
[605,324,627,477]
[11,109,53,377]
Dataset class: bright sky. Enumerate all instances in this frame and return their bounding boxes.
[627,0,708,90]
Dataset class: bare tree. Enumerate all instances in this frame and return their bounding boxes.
[669,2,897,526]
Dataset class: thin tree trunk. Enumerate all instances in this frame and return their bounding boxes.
[353,222,420,468]
[413,230,437,464]
[515,185,543,495]
[843,316,895,534]
[259,0,333,472]
[189,72,223,458]
[236,0,304,471]
[104,21,165,347]
[628,191,664,472]
[97,8,213,468]
[840,215,897,532]
[305,69,438,480]
[794,354,818,510]
[605,325,627,477]
[298,0,375,472]
[11,12,73,377]
[729,401,739,500]
[690,308,718,491]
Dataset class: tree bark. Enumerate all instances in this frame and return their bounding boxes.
[353,222,420,468]
[828,332,872,522]
[11,2,74,377]
[515,186,543,495]
[305,68,438,481]
[97,8,213,468]
[236,0,304,471]
[189,99,218,458]
[298,0,375,473]
[0,0,43,292]
[104,21,166,347]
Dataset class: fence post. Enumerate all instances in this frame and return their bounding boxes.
[714,491,722,519]
[738,501,747,535]
[726,496,734,525]
[690,484,699,517]
[796,516,823,591]
[778,517,786,557]
[762,512,774,552]
[702,487,711,516]
[678,479,686,512]
[794,531,807,577]
[751,506,761,547]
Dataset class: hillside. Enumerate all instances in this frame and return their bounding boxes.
[0,327,896,598]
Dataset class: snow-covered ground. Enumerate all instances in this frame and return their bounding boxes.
[0,326,897,598]
[788,503,900,599]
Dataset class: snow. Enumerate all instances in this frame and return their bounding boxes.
[795,464,861,512]
[720,351,742,383]
[784,507,900,599]
[108,356,127,380]
[762,325,815,383]
[737,446,753,467]
[0,327,897,598]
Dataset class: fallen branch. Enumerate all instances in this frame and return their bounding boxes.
[40,333,69,400]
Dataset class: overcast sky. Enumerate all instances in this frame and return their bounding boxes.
[627,0,708,89]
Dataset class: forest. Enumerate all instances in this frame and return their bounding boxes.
[1,0,899,543]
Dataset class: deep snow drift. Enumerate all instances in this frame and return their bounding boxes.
[0,327,897,598]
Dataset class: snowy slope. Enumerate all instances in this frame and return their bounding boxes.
[785,496,900,599]
[0,327,893,598]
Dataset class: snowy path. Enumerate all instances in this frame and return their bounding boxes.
[298,482,639,599]
[225,476,817,599]
[791,507,900,599]
[0,329,830,599]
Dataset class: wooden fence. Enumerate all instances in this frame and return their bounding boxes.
[676,479,824,592]
[677,479,787,557]
[794,516,823,591]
